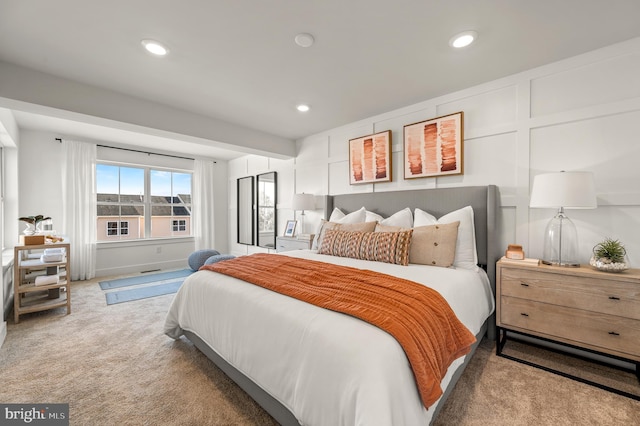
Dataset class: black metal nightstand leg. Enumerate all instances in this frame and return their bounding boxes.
[495,327,507,356]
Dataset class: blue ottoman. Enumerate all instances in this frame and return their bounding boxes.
[188,249,220,271]
[204,254,236,266]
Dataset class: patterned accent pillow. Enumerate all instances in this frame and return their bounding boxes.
[319,229,413,266]
[312,220,377,250]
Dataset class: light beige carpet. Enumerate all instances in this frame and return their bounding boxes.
[1,274,639,425]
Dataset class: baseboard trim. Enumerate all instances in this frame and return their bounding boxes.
[95,260,187,278]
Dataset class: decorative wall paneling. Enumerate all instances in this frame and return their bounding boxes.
[229,37,640,266]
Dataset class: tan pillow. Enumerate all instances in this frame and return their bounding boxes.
[409,221,460,267]
[375,223,406,233]
[313,220,377,249]
[319,229,413,266]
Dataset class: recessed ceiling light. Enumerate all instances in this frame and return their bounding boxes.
[449,31,478,48]
[294,33,315,48]
[296,104,310,112]
[141,39,169,56]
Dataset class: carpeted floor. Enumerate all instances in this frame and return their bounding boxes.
[1,274,639,425]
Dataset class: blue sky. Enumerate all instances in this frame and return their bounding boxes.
[97,164,191,196]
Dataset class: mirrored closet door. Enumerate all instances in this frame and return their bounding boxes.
[237,176,254,245]
[256,172,277,249]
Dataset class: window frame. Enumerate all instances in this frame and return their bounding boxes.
[96,161,192,242]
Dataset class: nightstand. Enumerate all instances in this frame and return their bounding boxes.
[496,259,640,397]
[276,236,313,253]
[14,242,71,323]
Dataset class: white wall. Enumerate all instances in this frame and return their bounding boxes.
[233,37,640,267]
[17,131,65,226]
[18,130,229,277]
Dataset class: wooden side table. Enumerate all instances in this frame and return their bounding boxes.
[496,259,640,398]
[14,242,71,323]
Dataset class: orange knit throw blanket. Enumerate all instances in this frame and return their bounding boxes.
[201,253,476,408]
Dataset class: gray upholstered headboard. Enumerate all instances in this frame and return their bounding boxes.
[326,185,500,292]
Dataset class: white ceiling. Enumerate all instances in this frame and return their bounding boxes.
[2,0,640,159]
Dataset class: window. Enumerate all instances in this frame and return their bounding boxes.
[106,221,129,236]
[172,219,186,232]
[150,169,192,238]
[96,163,192,241]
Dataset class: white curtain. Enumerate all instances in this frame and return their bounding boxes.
[62,140,97,280]
[192,159,216,250]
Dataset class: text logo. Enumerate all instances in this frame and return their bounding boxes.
[1,404,68,425]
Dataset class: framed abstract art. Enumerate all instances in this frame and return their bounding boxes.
[403,111,464,179]
[348,130,392,185]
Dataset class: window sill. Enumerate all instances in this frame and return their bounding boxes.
[97,236,194,249]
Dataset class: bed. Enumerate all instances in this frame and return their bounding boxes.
[165,185,500,425]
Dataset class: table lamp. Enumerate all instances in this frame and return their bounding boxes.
[291,193,315,236]
[530,171,597,267]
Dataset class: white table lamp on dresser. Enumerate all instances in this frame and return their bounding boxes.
[530,171,597,267]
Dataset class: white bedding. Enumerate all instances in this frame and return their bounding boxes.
[164,250,494,426]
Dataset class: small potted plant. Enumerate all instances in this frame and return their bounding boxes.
[590,238,629,273]
[19,215,51,235]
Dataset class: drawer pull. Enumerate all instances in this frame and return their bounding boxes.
[608,331,620,336]
[520,282,529,287]
[608,296,621,301]
[520,313,529,317]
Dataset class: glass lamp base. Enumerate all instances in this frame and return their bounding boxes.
[541,210,581,267]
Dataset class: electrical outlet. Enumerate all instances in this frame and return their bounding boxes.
[156,247,162,254]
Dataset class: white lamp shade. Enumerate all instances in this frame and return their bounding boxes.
[291,193,315,211]
[530,171,597,209]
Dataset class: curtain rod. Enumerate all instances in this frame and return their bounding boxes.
[54,138,215,163]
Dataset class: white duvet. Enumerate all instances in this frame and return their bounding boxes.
[164,250,494,426]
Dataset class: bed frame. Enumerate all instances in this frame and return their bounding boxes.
[184,185,500,425]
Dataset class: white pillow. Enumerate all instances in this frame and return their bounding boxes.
[380,207,413,229]
[366,208,413,228]
[329,207,344,222]
[366,210,384,223]
[329,207,366,224]
[414,206,478,270]
[314,207,368,249]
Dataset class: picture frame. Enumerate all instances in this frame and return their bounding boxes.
[349,130,392,185]
[403,111,464,179]
[284,220,297,237]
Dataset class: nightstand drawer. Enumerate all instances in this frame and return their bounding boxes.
[500,267,640,320]
[500,296,640,359]
[276,237,313,253]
